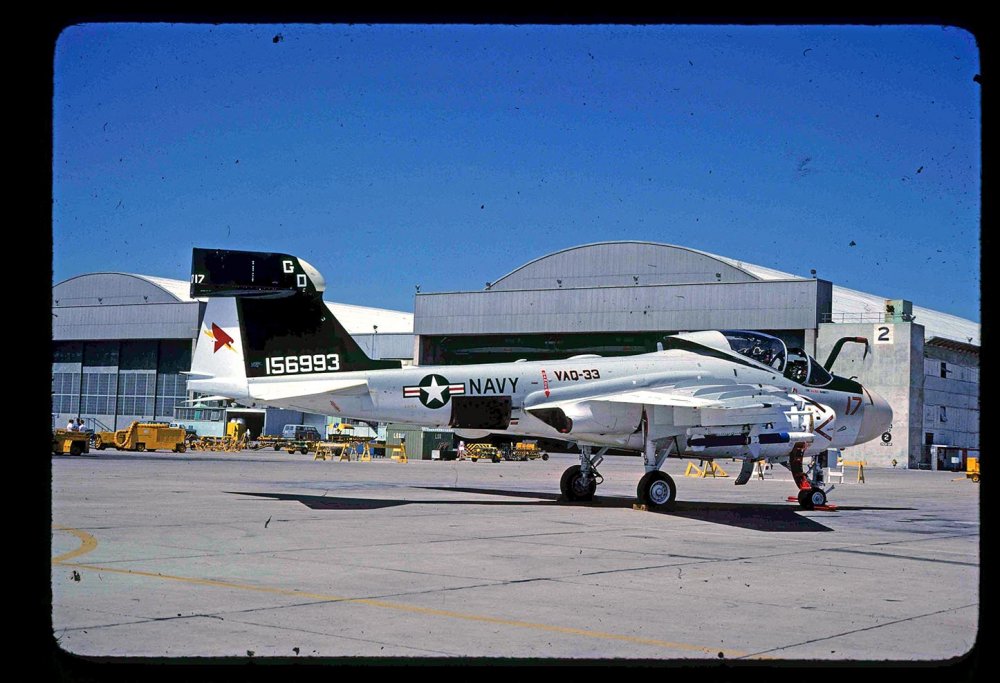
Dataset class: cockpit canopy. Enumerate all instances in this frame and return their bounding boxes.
[720,331,833,387]
[721,331,786,370]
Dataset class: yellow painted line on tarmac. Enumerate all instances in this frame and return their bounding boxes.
[52,525,99,564]
[52,525,747,658]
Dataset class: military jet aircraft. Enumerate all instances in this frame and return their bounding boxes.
[187,248,892,510]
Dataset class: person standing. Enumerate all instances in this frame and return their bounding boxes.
[66,418,77,431]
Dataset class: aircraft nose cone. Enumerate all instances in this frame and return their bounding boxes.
[857,389,893,445]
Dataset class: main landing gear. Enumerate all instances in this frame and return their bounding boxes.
[636,439,677,510]
[559,442,680,510]
[559,445,605,501]
[637,470,676,509]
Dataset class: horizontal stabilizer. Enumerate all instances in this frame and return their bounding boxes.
[191,248,324,298]
[178,395,236,404]
[250,379,368,402]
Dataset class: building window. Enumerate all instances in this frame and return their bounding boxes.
[155,373,188,418]
[80,369,117,415]
[156,340,192,419]
[940,362,949,378]
[939,406,948,423]
[117,371,155,417]
[925,432,935,446]
[51,372,81,414]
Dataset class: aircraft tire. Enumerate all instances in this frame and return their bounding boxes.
[560,465,596,502]
[797,487,826,510]
[637,470,676,510]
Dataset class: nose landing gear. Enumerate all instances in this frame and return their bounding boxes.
[785,444,833,510]
[796,486,827,510]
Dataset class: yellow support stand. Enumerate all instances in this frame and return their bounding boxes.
[706,460,728,477]
[684,460,728,477]
[313,442,363,461]
[754,460,767,480]
[359,441,372,461]
[842,460,866,483]
[390,443,408,463]
[699,460,728,477]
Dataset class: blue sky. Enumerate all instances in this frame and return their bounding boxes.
[53,23,981,321]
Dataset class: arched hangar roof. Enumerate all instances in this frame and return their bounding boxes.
[489,241,765,290]
[53,273,196,306]
[52,273,414,335]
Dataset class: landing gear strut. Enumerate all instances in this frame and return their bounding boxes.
[560,445,605,501]
[786,445,827,510]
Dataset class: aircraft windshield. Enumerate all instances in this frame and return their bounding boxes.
[784,348,834,387]
[722,331,786,371]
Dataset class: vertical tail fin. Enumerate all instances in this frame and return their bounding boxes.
[190,248,400,384]
[188,296,250,400]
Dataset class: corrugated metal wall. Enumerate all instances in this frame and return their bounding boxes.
[416,280,830,335]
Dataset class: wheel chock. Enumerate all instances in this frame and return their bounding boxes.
[786,496,839,511]
[632,503,649,512]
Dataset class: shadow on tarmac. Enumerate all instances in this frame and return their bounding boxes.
[226,487,913,532]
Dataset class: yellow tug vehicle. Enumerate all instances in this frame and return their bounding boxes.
[94,421,187,453]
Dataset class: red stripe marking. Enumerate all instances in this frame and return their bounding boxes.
[815,415,834,440]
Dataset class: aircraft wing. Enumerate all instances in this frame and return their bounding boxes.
[531,390,718,409]
[249,378,369,402]
[527,380,802,429]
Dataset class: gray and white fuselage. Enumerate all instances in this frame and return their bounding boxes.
[190,348,888,461]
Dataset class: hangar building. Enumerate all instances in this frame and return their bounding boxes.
[414,242,979,469]
[51,272,414,439]
[52,241,978,469]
